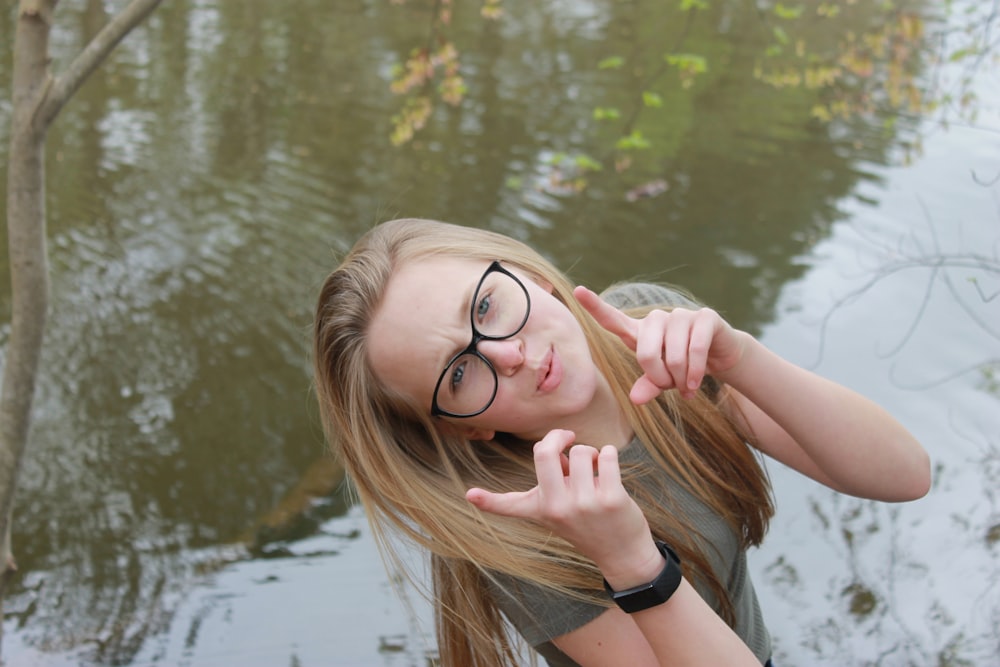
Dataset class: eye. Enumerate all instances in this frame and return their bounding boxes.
[449,359,467,392]
[475,292,493,325]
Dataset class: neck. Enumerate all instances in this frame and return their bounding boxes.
[576,374,634,447]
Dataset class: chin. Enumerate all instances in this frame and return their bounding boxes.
[562,377,599,413]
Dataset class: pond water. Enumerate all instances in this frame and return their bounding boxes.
[0,1,997,665]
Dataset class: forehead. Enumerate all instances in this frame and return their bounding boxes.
[367,256,491,404]
[379,255,492,324]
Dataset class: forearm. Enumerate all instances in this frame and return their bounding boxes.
[719,333,931,501]
[593,542,759,667]
[632,580,759,666]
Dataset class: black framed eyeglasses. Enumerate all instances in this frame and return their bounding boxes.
[431,261,531,419]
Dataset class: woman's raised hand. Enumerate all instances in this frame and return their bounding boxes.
[466,429,657,577]
[573,286,748,403]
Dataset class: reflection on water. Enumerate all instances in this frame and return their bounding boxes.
[0,0,997,665]
[752,113,1000,665]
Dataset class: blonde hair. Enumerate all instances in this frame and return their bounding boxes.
[313,218,773,666]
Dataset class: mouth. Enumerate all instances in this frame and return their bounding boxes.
[537,349,551,390]
[537,346,561,393]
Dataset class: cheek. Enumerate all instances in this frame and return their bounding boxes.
[479,390,533,428]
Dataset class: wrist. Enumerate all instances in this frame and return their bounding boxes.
[603,541,683,614]
[598,539,667,591]
[713,330,764,387]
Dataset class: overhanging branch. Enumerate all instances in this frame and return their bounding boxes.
[37,0,166,127]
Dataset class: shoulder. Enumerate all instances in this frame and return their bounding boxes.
[598,284,722,402]
[599,282,699,311]
[487,572,606,647]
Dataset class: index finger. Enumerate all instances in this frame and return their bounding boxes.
[533,429,576,492]
[573,286,638,350]
[596,445,623,490]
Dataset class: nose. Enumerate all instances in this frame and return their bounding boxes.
[477,338,524,376]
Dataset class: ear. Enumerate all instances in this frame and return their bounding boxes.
[436,420,496,442]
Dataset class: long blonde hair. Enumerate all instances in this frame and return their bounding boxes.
[313,218,773,666]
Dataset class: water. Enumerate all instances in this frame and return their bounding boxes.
[0,1,997,665]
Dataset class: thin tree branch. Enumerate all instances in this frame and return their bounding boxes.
[37,0,165,128]
[972,168,1000,187]
[942,269,1000,340]
[809,252,998,368]
[875,264,939,358]
[889,358,1000,391]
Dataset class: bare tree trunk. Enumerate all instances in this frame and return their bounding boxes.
[0,0,59,619]
[0,0,165,652]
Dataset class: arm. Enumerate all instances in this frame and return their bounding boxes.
[719,338,930,501]
[467,430,760,667]
[550,581,756,667]
[574,286,931,502]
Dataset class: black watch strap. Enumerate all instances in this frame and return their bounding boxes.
[603,541,683,614]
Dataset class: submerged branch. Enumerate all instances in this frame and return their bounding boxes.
[812,251,999,367]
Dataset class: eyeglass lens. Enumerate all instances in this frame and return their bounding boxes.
[434,267,529,417]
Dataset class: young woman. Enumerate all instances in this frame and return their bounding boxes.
[312,218,930,667]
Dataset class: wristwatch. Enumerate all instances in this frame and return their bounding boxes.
[603,540,683,613]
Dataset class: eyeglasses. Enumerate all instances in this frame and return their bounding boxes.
[431,261,531,419]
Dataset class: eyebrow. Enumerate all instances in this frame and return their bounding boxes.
[437,268,480,375]
[459,272,476,328]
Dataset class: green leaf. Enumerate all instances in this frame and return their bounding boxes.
[948,47,979,63]
[574,154,603,172]
[616,130,651,151]
[598,55,625,70]
[642,91,663,108]
[504,175,524,190]
[664,53,708,73]
[817,3,840,17]
[773,3,804,19]
[593,107,621,120]
[773,25,789,45]
[679,0,709,10]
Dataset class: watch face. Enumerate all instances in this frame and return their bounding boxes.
[604,541,683,614]
[615,584,664,614]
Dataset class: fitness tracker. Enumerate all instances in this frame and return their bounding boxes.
[603,540,683,613]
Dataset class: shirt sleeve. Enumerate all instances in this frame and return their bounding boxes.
[487,572,607,647]
[598,282,723,402]
[599,282,698,310]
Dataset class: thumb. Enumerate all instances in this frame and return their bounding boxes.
[466,487,538,520]
[630,374,675,404]
[573,286,637,349]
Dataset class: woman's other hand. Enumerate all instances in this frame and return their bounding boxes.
[468,430,762,667]
[466,429,661,581]
[573,286,748,403]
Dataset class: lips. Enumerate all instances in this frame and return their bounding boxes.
[536,349,551,390]
[537,346,562,393]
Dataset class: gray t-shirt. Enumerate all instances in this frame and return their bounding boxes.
[489,283,772,666]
